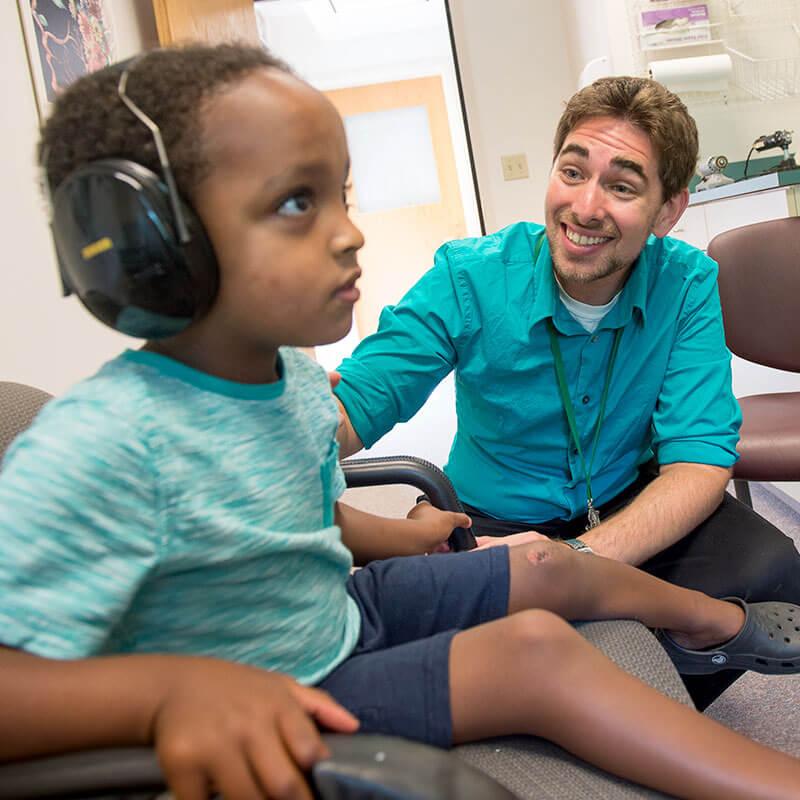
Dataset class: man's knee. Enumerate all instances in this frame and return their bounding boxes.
[750,531,800,602]
[661,496,800,602]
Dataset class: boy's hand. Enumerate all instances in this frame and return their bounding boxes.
[153,659,358,800]
[406,501,472,554]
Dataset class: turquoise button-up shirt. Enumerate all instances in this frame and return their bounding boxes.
[336,222,740,524]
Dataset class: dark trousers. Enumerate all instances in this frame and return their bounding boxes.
[464,471,800,709]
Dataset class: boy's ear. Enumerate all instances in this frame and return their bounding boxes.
[651,188,689,238]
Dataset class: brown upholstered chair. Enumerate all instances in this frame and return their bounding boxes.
[707,217,800,507]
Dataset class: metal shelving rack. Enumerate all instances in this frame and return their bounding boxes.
[628,0,800,104]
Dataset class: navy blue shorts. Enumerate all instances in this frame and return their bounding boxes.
[316,546,509,748]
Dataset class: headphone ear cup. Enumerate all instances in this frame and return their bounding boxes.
[51,158,219,338]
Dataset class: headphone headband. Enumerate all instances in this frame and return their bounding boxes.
[117,58,190,244]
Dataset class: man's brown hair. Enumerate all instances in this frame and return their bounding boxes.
[553,76,698,200]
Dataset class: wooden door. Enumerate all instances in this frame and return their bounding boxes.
[325,76,467,338]
[152,0,260,46]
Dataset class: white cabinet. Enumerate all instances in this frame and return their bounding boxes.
[670,184,795,250]
[670,205,708,249]
[704,190,791,241]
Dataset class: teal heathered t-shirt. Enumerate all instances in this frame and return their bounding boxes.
[0,347,361,685]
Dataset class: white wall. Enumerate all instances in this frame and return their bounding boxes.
[448,0,576,234]
[1,2,157,396]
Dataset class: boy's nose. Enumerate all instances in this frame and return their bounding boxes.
[334,214,365,257]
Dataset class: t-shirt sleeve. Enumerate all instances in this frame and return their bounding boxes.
[651,254,741,467]
[0,398,161,658]
[334,242,470,448]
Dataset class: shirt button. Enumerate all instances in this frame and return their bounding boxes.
[571,447,579,455]
[591,335,599,343]
[582,395,590,404]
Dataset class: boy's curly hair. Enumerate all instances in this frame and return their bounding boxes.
[553,76,699,201]
[39,43,291,201]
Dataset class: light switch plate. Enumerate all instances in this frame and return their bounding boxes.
[501,153,529,181]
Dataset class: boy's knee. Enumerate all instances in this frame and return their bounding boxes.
[516,539,578,585]
[504,608,582,663]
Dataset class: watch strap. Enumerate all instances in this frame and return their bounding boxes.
[563,537,594,554]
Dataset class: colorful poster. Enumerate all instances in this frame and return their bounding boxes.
[17,0,115,119]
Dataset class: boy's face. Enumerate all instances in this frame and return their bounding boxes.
[192,69,364,358]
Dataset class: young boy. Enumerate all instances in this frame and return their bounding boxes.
[2,43,800,800]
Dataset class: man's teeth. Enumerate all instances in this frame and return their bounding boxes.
[565,229,610,246]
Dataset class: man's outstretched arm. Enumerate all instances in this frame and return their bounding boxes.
[578,462,731,565]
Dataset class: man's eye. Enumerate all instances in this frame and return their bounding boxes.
[611,184,635,196]
[562,168,581,180]
[278,192,313,216]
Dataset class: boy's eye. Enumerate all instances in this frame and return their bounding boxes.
[277,192,313,216]
[561,167,582,181]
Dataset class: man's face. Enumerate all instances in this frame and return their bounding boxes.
[544,115,687,303]
[192,68,364,355]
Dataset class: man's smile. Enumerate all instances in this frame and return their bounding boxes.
[560,222,615,254]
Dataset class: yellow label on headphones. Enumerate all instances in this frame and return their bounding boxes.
[81,237,113,261]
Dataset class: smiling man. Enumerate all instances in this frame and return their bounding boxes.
[334,77,800,704]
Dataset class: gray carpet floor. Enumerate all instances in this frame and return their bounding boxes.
[704,483,800,757]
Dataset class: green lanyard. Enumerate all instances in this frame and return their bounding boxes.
[532,233,622,529]
[547,321,622,528]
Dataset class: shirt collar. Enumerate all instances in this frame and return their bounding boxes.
[529,230,650,333]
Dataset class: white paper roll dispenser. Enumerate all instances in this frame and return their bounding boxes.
[648,54,732,93]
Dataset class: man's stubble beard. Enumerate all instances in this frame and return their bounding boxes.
[546,225,629,287]
[551,249,629,286]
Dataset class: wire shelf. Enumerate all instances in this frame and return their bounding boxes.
[727,47,800,100]
[628,0,800,103]
[725,23,800,100]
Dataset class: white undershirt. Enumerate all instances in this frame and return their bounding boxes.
[556,278,622,334]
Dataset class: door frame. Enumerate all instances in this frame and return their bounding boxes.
[443,0,486,235]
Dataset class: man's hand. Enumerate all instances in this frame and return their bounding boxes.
[406,501,472,554]
[578,462,731,564]
[475,530,551,550]
[153,659,358,800]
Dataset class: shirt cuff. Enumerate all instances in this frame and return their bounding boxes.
[657,440,739,468]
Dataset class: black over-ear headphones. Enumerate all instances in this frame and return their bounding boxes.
[47,57,219,339]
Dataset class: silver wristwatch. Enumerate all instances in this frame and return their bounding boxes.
[563,537,594,554]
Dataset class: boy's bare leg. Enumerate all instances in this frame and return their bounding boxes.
[506,541,745,648]
[450,614,800,799]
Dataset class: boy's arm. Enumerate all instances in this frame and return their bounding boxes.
[335,501,471,566]
[0,646,357,800]
[335,397,364,458]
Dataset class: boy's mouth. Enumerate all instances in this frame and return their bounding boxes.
[335,270,361,304]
